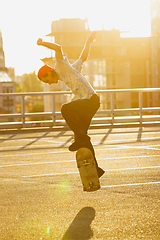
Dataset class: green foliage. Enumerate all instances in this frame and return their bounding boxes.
[32,101,44,113]
[22,71,43,92]
[16,82,23,92]
[30,101,44,121]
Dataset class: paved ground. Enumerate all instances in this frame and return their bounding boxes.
[0,126,160,240]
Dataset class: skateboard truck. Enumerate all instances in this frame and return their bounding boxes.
[83,160,90,166]
[89,182,94,188]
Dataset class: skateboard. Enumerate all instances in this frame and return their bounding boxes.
[76,147,100,192]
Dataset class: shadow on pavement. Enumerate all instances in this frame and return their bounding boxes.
[19,132,49,150]
[61,207,95,240]
[99,128,112,144]
[137,126,142,142]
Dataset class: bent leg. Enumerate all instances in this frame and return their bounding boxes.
[61,96,104,177]
[61,102,94,154]
[61,101,87,139]
[61,95,100,139]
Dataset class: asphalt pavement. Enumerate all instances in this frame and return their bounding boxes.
[0,126,160,239]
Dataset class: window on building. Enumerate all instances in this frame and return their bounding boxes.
[105,61,113,72]
[93,60,106,72]
[82,62,89,73]
[93,74,107,87]
[3,97,13,107]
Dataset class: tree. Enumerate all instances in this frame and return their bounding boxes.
[31,101,44,121]
[16,82,23,92]
[22,71,43,92]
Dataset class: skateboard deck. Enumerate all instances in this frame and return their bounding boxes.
[76,147,100,192]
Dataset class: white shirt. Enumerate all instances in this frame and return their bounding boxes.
[54,56,96,101]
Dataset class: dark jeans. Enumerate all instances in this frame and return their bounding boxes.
[61,94,100,162]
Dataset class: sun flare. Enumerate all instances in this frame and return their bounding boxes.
[88,0,151,37]
[0,0,151,75]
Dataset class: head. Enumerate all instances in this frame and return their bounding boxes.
[37,65,59,85]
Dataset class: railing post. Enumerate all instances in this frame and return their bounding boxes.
[139,92,143,125]
[52,94,56,126]
[111,92,115,124]
[21,95,25,128]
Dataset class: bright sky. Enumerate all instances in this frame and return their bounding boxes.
[0,0,151,76]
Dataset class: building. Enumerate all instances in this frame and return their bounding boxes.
[0,30,15,115]
[123,37,152,108]
[43,18,152,113]
[150,0,160,107]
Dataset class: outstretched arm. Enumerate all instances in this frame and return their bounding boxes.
[79,31,97,62]
[37,38,63,59]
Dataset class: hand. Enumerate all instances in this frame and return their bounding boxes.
[87,31,97,44]
[37,38,43,46]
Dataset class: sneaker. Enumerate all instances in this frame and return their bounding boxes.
[97,167,105,178]
[69,136,90,152]
[69,140,84,151]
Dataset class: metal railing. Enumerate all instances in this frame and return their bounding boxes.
[0,88,160,130]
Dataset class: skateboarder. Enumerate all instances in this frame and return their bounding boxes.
[37,31,105,178]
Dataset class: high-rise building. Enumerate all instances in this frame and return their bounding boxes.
[43,18,152,112]
[150,0,160,106]
[0,30,6,70]
[0,31,15,115]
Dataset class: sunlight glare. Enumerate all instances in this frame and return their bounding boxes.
[0,0,151,75]
[88,0,151,37]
